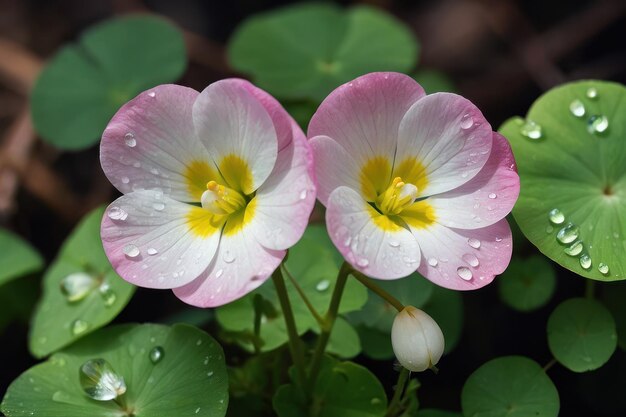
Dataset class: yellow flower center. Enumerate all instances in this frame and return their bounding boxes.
[201,181,247,215]
[375,176,419,215]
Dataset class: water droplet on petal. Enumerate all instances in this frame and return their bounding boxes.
[428,258,438,267]
[223,251,235,263]
[598,263,610,275]
[71,319,89,335]
[149,346,164,364]
[556,223,579,244]
[587,115,609,134]
[462,253,480,267]
[147,247,158,255]
[148,91,156,98]
[124,133,136,147]
[579,254,592,270]
[586,87,598,99]
[457,267,473,281]
[79,358,126,401]
[299,190,307,200]
[316,280,330,292]
[569,99,586,117]
[107,206,128,221]
[123,244,140,258]
[488,193,497,199]
[152,202,165,211]
[121,176,130,184]
[60,272,98,302]
[215,269,224,278]
[548,208,565,224]
[564,240,584,256]
[388,240,400,248]
[356,258,369,268]
[460,114,473,129]
[467,238,481,249]
[520,120,542,140]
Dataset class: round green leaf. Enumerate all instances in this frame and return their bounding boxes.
[2,323,227,416]
[0,228,43,287]
[498,255,556,312]
[273,356,387,417]
[29,207,135,358]
[462,356,559,417]
[32,15,186,149]
[319,316,361,359]
[499,80,626,281]
[547,297,617,372]
[229,3,418,101]
[216,232,366,352]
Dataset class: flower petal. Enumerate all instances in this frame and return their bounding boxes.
[101,190,222,289]
[308,72,425,172]
[192,79,278,195]
[412,219,513,290]
[396,93,493,197]
[427,133,519,229]
[173,230,284,307]
[309,135,361,206]
[100,84,214,202]
[326,186,421,279]
[247,121,316,250]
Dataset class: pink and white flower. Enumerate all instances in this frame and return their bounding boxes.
[309,72,519,290]
[100,80,316,307]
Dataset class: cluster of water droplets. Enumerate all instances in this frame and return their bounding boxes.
[520,86,609,141]
[547,208,610,275]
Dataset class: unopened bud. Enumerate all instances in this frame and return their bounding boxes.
[391,306,444,372]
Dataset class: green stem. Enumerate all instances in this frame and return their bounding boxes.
[272,268,308,394]
[252,294,263,354]
[385,368,410,417]
[282,264,325,326]
[543,357,557,372]
[308,262,352,385]
[352,271,405,312]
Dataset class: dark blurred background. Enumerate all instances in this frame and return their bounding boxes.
[1,0,625,416]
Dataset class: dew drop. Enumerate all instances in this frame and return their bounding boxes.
[147,247,158,255]
[587,115,609,134]
[488,193,497,199]
[195,408,201,414]
[579,254,592,270]
[316,280,330,292]
[548,208,565,225]
[428,257,438,267]
[107,206,128,221]
[457,266,473,281]
[356,258,369,268]
[564,240,584,256]
[370,398,382,405]
[462,253,480,267]
[60,272,98,302]
[123,244,140,258]
[586,87,598,99]
[148,91,156,98]
[299,190,307,200]
[569,99,586,117]
[79,359,126,401]
[207,371,214,377]
[223,251,235,263]
[152,202,165,211]
[556,223,579,244]
[460,114,474,129]
[71,319,89,335]
[520,120,542,140]
[124,133,136,147]
[546,225,554,234]
[467,238,481,249]
[388,240,400,248]
[121,176,130,184]
[598,263,610,275]
[149,346,164,364]
[99,284,117,307]
[215,269,224,278]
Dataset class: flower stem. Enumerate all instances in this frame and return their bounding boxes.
[308,261,351,385]
[385,368,410,417]
[352,271,405,312]
[271,268,308,394]
[543,357,557,372]
[585,279,595,299]
[282,264,325,326]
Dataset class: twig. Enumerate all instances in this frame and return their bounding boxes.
[0,37,43,94]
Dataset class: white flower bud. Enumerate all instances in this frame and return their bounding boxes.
[391,306,445,372]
